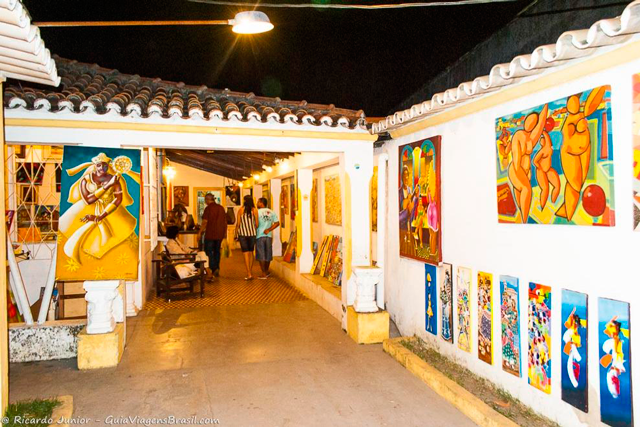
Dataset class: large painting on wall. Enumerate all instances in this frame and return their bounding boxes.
[528,282,552,394]
[456,266,472,352]
[561,289,588,413]
[598,298,633,427]
[398,136,441,264]
[56,146,141,281]
[425,264,437,336]
[633,73,640,231]
[500,275,521,377]
[496,85,615,226]
[477,271,493,365]
[324,174,342,226]
[439,263,453,343]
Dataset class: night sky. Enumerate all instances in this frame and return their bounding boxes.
[25,0,532,117]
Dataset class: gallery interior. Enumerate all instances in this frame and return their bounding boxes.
[0,0,639,426]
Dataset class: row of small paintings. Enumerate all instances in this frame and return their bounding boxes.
[425,264,633,427]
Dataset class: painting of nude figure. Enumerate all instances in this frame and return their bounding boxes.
[496,85,615,226]
[398,136,441,264]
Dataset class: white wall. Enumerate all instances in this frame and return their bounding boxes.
[381,58,640,426]
[171,162,226,220]
[312,164,343,249]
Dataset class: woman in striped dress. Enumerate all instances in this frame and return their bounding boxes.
[235,195,259,280]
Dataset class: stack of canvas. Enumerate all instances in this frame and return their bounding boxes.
[310,235,343,286]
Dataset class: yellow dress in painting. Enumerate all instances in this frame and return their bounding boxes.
[56,153,140,280]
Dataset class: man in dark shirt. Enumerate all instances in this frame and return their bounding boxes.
[197,194,227,277]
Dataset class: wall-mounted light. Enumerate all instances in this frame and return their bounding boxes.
[238,182,244,188]
[253,174,261,181]
[162,165,176,180]
[263,165,273,173]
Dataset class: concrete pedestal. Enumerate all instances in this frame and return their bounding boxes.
[347,306,389,344]
[77,323,124,370]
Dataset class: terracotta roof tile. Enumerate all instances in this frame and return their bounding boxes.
[5,56,367,130]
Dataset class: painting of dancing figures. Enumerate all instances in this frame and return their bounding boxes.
[561,290,588,412]
[399,137,442,264]
[598,298,633,427]
[496,85,615,226]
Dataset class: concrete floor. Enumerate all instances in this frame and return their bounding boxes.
[10,261,474,426]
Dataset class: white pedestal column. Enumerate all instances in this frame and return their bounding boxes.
[83,280,120,334]
[270,179,282,257]
[353,266,383,313]
[125,280,139,317]
[296,169,313,274]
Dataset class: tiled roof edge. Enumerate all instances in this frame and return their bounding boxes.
[372,0,640,134]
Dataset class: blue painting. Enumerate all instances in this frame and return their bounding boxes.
[561,290,588,413]
[599,298,633,427]
[500,275,521,377]
[425,264,437,336]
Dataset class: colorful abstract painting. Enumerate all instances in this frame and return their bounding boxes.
[440,263,453,343]
[456,266,472,352]
[324,174,342,225]
[398,136,442,264]
[312,178,318,223]
[633,73,640,230]
[496,85,615,226]
[425,264,437,336]
[599,298,633,427]
[528,283,552,394]
[371,166,378,232]
[561,290,588,413]
[56,146,141,281]
[478,272,493,364]
[500,275,521,377]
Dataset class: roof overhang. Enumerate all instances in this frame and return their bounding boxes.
[0,0,59,86]
[373,0,640,136]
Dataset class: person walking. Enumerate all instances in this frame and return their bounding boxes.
[235,195,259,280]
[256,197,280,279]
[197,193,227,278]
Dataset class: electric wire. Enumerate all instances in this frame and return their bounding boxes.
[188,0,519,10]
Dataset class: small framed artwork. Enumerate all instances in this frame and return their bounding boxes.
[20,185,38,204]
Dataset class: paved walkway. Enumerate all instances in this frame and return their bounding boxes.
[10,255,475,427]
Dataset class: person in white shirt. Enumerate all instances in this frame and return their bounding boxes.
[165,226,209,279]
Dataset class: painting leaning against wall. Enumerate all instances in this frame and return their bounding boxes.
[56,146,141,281]
[477,271,493,365]
[528,282,552,394]
[598,298,633,427]
[561,289,588,413]
[496,85,615,226]
[500,275,521,377]
[633,73,640,230]
[440,263,453,343]
[456,266,472,352]
[398,136,442,264]
[425,264,437,336]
